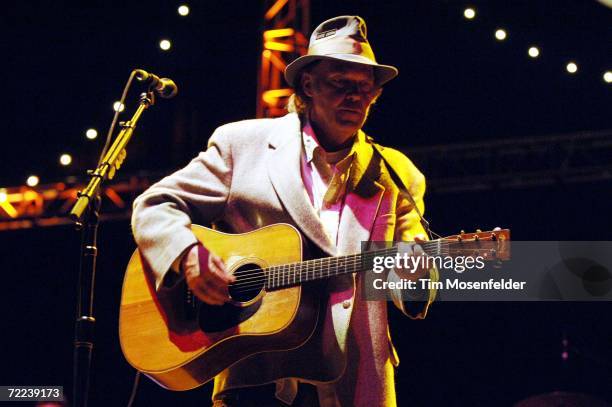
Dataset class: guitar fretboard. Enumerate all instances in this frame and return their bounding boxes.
[264,240,449,290]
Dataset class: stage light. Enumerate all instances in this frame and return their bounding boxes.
[463,8,476,19]
[159,39,172,51]
[495,29,507,41]
[113,101,125,112]
[178,5,190,16]
[528,46,540,58]
[604,71,612,83]
[566,62,578,74]
[27,175,39,187]
[0,188,16,218]
[60,154,72,166]
[86,128,98,140]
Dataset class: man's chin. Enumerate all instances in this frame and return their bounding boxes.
[336,112,365,128]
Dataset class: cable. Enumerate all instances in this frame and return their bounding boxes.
[126,371,141,407]
[97,70,139,167]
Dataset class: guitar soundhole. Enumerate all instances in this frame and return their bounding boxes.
[229,263,265,303]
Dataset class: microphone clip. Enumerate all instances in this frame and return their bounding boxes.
[134,69,178,99]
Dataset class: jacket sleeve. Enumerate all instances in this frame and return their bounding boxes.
[384,153,438,319]
[131,126,233,289]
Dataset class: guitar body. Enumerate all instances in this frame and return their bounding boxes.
[119,223,320,390]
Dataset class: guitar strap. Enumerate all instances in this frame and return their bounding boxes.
[370,142,433,240]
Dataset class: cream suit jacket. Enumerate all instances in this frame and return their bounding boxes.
[131,112,437,406]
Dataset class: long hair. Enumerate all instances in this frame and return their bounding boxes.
[286,62,319,114]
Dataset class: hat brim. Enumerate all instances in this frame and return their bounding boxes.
[284,54,398,88]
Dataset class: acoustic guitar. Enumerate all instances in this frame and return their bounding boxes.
[119,223,510,390]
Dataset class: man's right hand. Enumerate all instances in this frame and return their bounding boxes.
[181,244,235,306]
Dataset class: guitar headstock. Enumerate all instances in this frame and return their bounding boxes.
[442,228,511,261]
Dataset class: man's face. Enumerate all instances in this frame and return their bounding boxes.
[302,60,381,147]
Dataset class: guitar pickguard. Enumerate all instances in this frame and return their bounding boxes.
[197,298,262,333]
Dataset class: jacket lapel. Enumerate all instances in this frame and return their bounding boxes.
[337,131,385,255]
[267,114,336,256]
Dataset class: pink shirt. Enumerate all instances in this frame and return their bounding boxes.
[300,120,358,246]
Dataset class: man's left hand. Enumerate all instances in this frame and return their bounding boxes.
[394,234,429,282]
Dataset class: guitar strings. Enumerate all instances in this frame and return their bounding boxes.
[229,240,451,283]
[229,239,446,279]
[228,245,499,294]
[228,247,496,292]
[227,241,455,291]
[228,246,399,286]
[228,251,389,292]
[226,241,481,293]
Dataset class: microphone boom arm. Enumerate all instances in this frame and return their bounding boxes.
[70,91,154,223]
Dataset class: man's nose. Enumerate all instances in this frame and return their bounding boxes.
[345,88,363,102]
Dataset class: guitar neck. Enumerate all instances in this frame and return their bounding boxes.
[264,240,448,290]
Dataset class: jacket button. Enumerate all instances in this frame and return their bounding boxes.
[342,300,351,309]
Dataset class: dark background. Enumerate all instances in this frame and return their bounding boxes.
[1,1,611,406]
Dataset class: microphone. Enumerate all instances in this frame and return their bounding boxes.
[134,69,178,98]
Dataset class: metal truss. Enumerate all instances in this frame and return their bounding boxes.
[0,175,155,231]
[403,129,612,194]
[257,0,310,118]
[3,129,609,230]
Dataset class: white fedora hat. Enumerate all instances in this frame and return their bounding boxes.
[284,15,398,87]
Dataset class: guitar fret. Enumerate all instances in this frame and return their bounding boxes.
[287,263,291,285]
[275,266,279,288]
[310,260,314,281]
[322,258,326,279]
[322,258,326,278]
[286,264,290,286]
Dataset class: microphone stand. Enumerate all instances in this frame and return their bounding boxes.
[70,90,155,407]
